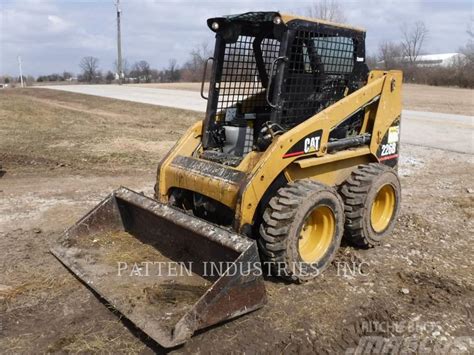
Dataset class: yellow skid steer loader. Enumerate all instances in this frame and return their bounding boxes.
[52,12,402,348]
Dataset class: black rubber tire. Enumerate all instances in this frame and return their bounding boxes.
[340,163,401,248]
[258,179,345,283]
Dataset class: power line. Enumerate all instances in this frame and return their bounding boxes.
[18,55,24,88]
[115,0,123,84]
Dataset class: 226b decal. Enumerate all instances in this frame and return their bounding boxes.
[376,118,400,167]
[381,142,397,156]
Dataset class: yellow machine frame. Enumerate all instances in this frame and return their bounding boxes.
[156,70,402,232]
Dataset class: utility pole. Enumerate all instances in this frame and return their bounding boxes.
[115,0,123,84]
[18,55,24,88]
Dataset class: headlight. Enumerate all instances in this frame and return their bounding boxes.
[211,21,220,30]
[273,16,282,25]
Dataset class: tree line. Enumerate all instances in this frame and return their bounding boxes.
[366,21,474,88]
[25,42,212,86]
[304,1,473,88]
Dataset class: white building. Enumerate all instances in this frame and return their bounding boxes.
[401,53,465,67]
[377,52,466,68]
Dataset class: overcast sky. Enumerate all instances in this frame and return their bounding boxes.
[1,0,472,77]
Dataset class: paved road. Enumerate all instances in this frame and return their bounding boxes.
[40,84,206,112]
[401,110,473,155]
[39,85,473,154]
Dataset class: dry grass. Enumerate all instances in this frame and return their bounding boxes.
[403,83,474,115]
[0,319,146,354]
[1,320,145,354]
[76,230,170,265]
[1,334,41,354]
[0,88,201,172]
[48,320,147,353]
[449,195,474,218]
[0,271,72,304]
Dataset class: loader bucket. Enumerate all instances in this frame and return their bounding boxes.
[51,187,266,348]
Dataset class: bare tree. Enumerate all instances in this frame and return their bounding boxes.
[164,59,180,82]
[131,60,152,83]
[378,41,402,69]
[105,71,115,84]
[62,71,73,80]
[181,42,212,82]
[150,69,160,82]
[365,54,378,70]
[467,15,473,39]
[464,18,474,63]
[168,58,178,73]
[458,19,474,87]
[400,21,429,64]
[305,0,346,23]
[79,56,99,83]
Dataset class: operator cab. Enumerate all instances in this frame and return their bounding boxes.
[200,12,368,166]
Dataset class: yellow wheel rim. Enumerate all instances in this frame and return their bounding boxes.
[370,184,396,233]
[298,206,335,263]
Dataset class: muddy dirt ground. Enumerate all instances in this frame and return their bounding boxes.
[0,89,473,353]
